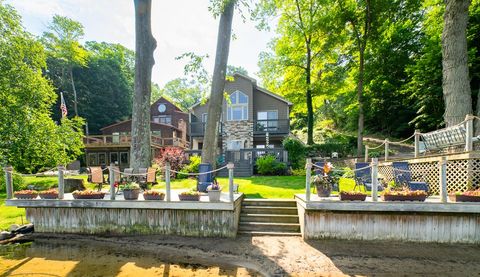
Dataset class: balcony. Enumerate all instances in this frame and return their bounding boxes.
[189,122,223,137]
[84,135,189,149]
[253,119,290,135]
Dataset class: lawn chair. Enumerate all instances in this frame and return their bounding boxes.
[87,166,104,191]
[354,162,384,192]
[123,168,134,182]
[392,162,429,192]
[137,167,153,190]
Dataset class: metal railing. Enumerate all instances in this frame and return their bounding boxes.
[253,119,290,134]
[189,122,223,136]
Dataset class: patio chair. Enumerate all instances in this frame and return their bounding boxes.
[138,167,153,190]
[87,166,104,191]
[354,162,384,192]
[392,162,429,192]
[123,168,134,182]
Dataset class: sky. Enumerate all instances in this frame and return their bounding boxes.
[6,0,277,87]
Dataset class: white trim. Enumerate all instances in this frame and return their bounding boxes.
[227,91,248,121]
[257,110,278,120]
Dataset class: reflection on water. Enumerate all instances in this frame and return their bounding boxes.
[0,241,259,276]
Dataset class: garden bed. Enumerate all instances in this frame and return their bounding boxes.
[381,194,427,202]
[448,194,480,202]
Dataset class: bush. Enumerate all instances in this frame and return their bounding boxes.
[0,174,24,193]
[256,155,287,175]
[283,137,306,169]
[153,147,187,173]
[291,168,306,176]
[177,155,201,179]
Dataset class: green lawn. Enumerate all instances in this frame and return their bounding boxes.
[0,193,28,230]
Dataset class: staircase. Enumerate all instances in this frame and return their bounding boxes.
[218,161,252,177]
[238,199,301,236]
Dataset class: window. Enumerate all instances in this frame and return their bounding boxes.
[120,152,129,165]
[110,152,119,165]
[153,115,171,125]
[88,153,98,165]
[202,113,208,122]
[112,132,120,143]
[257,110,278,131]
[98,153,107,165]
[152,130,162,136]
[227,91,248,121]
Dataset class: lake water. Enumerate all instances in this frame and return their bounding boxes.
[0,240,260,276]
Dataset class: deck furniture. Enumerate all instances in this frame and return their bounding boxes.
[354,162,384,192]
[123,168,134,182]
[392,161,429,192]
[197,163,213,192]
[87,166,104,191]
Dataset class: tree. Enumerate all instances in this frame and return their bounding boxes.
[202,0,236,165]
[158,78,204,110]
[442,0,472,126]
[130,0,157,170]
[42,15,88,117]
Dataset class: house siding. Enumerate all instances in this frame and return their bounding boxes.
[253,88,289,120]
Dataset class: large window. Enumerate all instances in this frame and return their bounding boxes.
[153,115,172,125]
[227,91,248,121]
[257,110,278,131]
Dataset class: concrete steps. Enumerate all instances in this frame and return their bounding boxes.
[239,199,301,236]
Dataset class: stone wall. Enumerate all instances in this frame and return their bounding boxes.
[222,121,253,150]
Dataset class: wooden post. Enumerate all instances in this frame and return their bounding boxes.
[364,146,369,162]
[228,162,234,202]
[414,130,420,158]
[109,163,116,200]
[465,114,473,152]
[305,158,312,201]
[57,165,65,199]
[371,158,378,202]
[4,166,13,199]
[165,162,171,201]
[384,139,389,162]
[439,157,448,203]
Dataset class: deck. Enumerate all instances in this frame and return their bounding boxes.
[84,135,189,149]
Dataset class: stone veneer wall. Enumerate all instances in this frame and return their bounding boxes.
[222,121,253,150]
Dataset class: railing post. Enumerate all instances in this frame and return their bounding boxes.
[165,162,171,201]
[371,158,378,202]
[305,158,312,201]
[4,166,13,199]
[439,157,448,203]
[228,162,235,202]
[465,114,473,152]
[414,130,420,158]
[109,163,116,200]
[364,146,369,162]
[57,165,65,199]
[384,139,389,162]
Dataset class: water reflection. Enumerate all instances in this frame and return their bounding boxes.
[0,241,259,276]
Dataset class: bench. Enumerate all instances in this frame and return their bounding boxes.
[420,124,479,153]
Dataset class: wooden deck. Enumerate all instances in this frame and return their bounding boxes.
[84,135,189,149]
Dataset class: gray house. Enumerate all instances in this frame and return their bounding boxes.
[189,73,292,176]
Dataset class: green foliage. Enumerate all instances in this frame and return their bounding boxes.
[157,78,204,111]
[255,155,287,175]
[282,137,306,169]
[0,174,24,193]
[177,155,201,179]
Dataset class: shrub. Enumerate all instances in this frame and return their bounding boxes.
[256,155,287,175]
[291,168,306,176]
[153,147,187,173]
[283,137,306,169]
[177,155,201,179]
[0,174,24,193]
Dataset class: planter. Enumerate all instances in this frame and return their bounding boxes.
[339,193,367,201]
[178,194,200,201]
[123,189,140,200]
[207,190,222,202]
[73,193,105,199]
[381,194,427,202]
[39,193,58,199]
[316,184,331,197]
[14,193,38,199]
[143,193,165,200]
[448,194,480,202]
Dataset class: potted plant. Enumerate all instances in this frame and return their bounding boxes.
[448,189,480,202]
[206,179,222,202]
[312,175,333,197]
[381,188,427,202]
[339,190,367,201]
[72,190,105,199]
[178,190,201,201]
[143,190,165,200]
[14,190,38,199]
[121,182,140,200]
[39,189,58,199]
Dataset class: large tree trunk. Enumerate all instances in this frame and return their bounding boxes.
[69,68,78,116]
[357,48,365,157]
[476,88,480,135]
[201,0,236,166]
[130,0,157,170]
[442,0,472,127]
[306,47,314,145]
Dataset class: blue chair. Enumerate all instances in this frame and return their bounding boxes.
[392,162,429,192]
[354,162,384,192]
[197,163,213,192]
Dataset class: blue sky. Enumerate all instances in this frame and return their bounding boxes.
[6,0,277,87]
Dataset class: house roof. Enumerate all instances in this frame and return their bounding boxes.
[151,96,184,112]
[188,73,292,110]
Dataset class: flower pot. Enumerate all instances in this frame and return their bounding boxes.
[178,194,200,201]
[73,193,105,199]
[207,190,222,202]
[39,193,58,199]
[316,184,331,197]
[14,193,38,199]
[123,189,140,200]
[449,194,480,202]
[143,193,165,200]
[339,193,367,201]
[381,194,427,202]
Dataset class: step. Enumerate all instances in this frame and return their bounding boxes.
[241,206,298,215]
[240,214,299,224]
[242,199,297,207]
[238,230,301,236]
[239,222,300,233]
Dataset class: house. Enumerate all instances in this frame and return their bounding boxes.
[84,97,189,168]
[189,73,292,176]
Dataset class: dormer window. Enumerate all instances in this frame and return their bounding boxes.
[227,91,248,121]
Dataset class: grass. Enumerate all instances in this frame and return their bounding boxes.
[0,193,28,230]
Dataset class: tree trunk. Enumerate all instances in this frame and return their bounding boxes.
[69,68,78,116]
[475,88,480,135]
[442,0,472,127]
[357,48,365,157]
[306,46,314,145]
[130,0,157,170]
[201,0,236,166]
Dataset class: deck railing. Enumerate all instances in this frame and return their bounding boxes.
[84,135,189,148]
[189,122,223,137]
[253,119,290,134]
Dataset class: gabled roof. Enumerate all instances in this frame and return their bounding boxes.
[151,96,183,112]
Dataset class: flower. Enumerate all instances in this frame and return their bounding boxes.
[323,162,334,176]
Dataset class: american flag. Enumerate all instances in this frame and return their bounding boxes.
[60,92,68,118]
